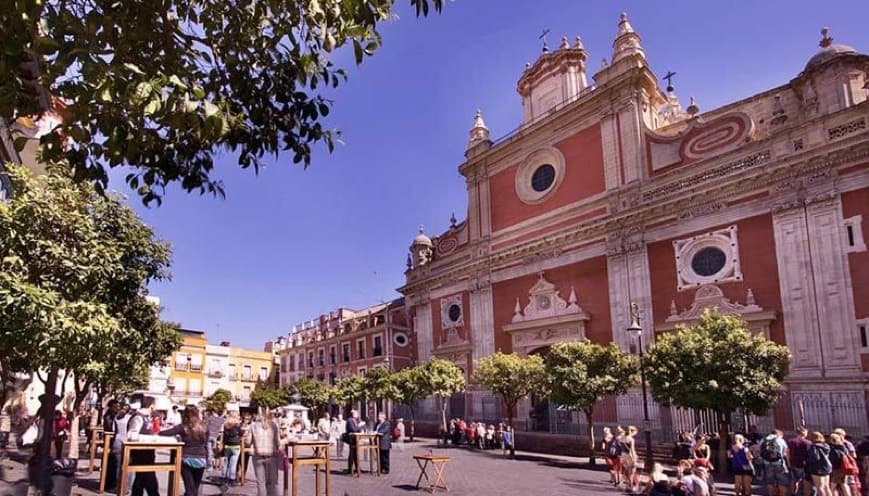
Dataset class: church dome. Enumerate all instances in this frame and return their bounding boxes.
[412,227,432,247]
[804,28,857,71]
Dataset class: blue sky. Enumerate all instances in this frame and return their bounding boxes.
[116,0,867,349]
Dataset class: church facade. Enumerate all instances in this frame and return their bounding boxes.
[399,15,869,438]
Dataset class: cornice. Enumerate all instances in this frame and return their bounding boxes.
[399,138,868,297]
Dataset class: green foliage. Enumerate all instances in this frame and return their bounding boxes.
[0,163,178,388]
[250,381,289,410]
[288,378,331,412]
[206,388,233,413]
[392,366,428,411]
[419,358,466,400]
[1,0,444,204]
[546,342,638,414]
[362,367,400,402]
[334,375,365,405]
[473,352,548,422]
[645,310,790,416]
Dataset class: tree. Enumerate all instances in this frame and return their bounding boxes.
[250,381,290,411]
[334,375,366,415]
[545,341,638,465]
[362,367,400,417]
[473,352,549,457]
[288,379,332,419]
[0,164,177,491]
[393,366,428,441]
[205,388,234,414]
[418,358,465,434]
[645,310,790,471]
[2,0,443,204]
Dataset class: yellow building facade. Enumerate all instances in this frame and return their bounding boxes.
[167,329,208,403]
[227,346,276,407]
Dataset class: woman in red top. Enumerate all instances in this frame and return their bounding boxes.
[466,422,477,447]
[151,408,163,434]
[53,410,70,458]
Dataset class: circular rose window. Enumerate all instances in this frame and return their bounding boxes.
[691,247,727,277]
[448,304,462,322]
[531,164,556,192]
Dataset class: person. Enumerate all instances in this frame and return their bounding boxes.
[221,411,243,487]
[806,431,834,496]
[760,429,790,496]
[166,405,182,429]
[673,432,694,462]
[621,425,639,493]
[644,462,673,496]
[395,418,407,451]
[316,412,331,441]
[345,409,362,474]
[332,413,346,458]
[102,400,121,491]
[150,407,162,434]
[834,428,861,496]
[247,409,282,496]
[475,422,486,450]
[205,409,225,470]
[830,432,854,496]
[484,424,494,450]
[502,425,514,455]
[855,434,869,496]
[52,410,69,458]
[160,405,208,496]
[788,427,813,496]
[693,435,712,463]
[126,401,160,496]
[374,412,392,474]
[601,426,619,485]
[728,434,754,496]
[111,404,133,493]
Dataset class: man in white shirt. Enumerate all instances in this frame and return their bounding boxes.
[316,412,331,441]
[124,401,159,496]
[165,405,181,429]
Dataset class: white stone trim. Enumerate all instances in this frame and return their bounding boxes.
[515,147,566,205]
[844,215,867,253]
[440,294,464,329]
[490,242,606,284]
[673,225,743,291]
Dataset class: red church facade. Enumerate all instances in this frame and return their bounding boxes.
[399,16,869,439]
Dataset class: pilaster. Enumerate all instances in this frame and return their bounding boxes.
[413,301,434,363]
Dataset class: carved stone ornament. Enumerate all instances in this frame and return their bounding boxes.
[440,294,464,329]
[512,272,581,323]
[673,225,742,291]
[662,284,776,338]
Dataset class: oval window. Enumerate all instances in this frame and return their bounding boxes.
[691,247,727,277]
[531,164,556,192]
[393,332,408,347]
[448,304,462,322]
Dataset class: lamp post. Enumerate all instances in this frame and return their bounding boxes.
[626,302,654,472]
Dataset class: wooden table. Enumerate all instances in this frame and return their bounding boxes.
[413,455,450,493]
[117,439,183,496]
[88,427,105,474]
[351,433,380,477]
[283,440,331,496]
[97,432,115,493]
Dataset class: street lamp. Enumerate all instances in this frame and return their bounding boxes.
[626,302,654,472]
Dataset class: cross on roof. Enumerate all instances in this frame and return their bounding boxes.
[539,28,550,51]
[663,71,677,92]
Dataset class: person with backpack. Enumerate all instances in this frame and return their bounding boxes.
[806,431,834,496]
[760,430,790,496]
[830,432,856,496]
[125,401,159,496]
[601,426,619,486]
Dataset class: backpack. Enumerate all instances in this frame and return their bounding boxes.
[606,439,620,458]
[392,426,401,439]
[842,452,859,476]
[760,437,782,462]
[128,413,153,435]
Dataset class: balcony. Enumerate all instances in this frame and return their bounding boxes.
[208,370,224,378]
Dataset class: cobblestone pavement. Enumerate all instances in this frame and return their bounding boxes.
[1,439,754,496]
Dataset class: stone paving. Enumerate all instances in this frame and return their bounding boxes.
[1,439,757,496]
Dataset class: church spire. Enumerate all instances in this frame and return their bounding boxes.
[466,109,492,155]
[612,12,645,63]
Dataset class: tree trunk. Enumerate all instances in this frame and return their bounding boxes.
[717,410,731,474]
[439,396,447,434]
[507,402,516,458]
[409,405,416,442]
[34,368,60,494]
[585,407,596,466]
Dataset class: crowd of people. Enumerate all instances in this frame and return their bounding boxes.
[94,400,404,496]
[439,418,515,453]
[598,424,869,496]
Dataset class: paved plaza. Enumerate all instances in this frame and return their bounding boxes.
[0,439,760,496]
